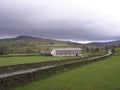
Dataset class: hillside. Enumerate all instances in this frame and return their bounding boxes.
[0,36,81,54]
[89,40,120,45]
[9,48,120,90]
[0,36,71,47]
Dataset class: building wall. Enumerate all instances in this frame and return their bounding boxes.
[51,48,82,57]
[51,49,56,56]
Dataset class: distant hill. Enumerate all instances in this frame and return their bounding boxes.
[1,36,120,46]
[0,36,82,54]
[89,40,120,45]
[0,36,73,47]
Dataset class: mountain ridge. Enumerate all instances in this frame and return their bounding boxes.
[89,40,120,45]
[0,35,72,47]
[0,35,120,45]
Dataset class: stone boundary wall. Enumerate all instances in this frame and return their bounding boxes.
[0,58,82,74]
[0,54,104,74]
[0,52,112,90]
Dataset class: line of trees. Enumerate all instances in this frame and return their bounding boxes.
[0,43,119,55]
[85,47,100,53]
[0,45,8,55]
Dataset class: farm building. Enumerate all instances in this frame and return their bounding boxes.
[40,51,51,56]
[51,48,83,57]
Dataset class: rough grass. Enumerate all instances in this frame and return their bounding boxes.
[10,52,120,90]
[0,56,78,66]
[114,48,120,55]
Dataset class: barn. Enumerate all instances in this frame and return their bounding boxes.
[51,48,83,57]
[40,51,51,56]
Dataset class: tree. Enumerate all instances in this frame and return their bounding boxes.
[85,47,89,52]
[0,46,8,55]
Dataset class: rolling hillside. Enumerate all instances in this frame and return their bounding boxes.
[0,36,71,46]
[0,36,82,54]
[10,48,120,90]
[89,40,120,45]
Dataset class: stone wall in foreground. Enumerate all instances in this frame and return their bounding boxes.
[0,52,112,90]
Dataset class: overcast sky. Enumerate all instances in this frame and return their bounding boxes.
[0,0,120,43]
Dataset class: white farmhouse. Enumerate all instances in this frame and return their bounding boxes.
[51,48,83,57]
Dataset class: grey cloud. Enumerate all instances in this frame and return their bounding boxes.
[0,0,120,42]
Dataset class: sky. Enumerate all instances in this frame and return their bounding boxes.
[0,0,120,43]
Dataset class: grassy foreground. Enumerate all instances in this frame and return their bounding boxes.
[10,55,120,90]
[0,56,78,66]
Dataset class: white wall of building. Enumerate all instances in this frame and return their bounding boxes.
[51,48,83,57]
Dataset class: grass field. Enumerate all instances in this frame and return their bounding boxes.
[9,49,120,90]
[0,50,106,66]
[0,56,79,66]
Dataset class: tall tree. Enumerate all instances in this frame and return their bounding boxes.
[0,46,8,55]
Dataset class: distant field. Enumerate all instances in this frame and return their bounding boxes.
[0,56,79,66]
[0,50,106,66]
[114,48,120,55]
[36,44,71,47]
[10,49,120,90]
[83,50,106,57]
[36,44,76,50]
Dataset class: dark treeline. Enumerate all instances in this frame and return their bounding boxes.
[0,42,119,55]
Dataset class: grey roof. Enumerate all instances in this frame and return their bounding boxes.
[53,48,82,50]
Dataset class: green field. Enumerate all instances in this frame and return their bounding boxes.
[0,56,78,66]
[9,49,120,90]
